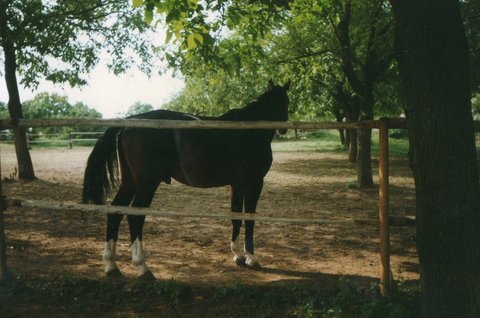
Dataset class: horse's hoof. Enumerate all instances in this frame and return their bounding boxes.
[106,268,122,278]
[233,255,247,267]
[246,261,262,270]
[139,270,156,281]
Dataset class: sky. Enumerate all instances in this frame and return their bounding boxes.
[0,63,185,119]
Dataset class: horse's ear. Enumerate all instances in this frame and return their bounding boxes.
[283,79,291,90]
[268,79,275,90]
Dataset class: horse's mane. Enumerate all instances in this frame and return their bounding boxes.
[219,89,276,121]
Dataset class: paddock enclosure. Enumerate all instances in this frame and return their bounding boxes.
[0,118,420,295]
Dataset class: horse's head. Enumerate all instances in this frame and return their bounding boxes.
[265,79,290,134]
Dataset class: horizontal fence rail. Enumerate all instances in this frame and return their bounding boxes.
[2,117,480,131]
[0,131,102,148]
[5,198,414,226]
[0,117,408,130]
[7,199,352,225]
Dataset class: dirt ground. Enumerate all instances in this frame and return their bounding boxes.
[0,144,418,290]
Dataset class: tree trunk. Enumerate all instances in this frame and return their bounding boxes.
[345,128,350,149]
[3,41,35,180]
[345,98,360,163]
[356,53,375,188]
[356,105,374,187]
[348,128,357,162]
[338,129,345,146]
[333,109,346,146]
[392,0,480,316]
[356,126,373,187]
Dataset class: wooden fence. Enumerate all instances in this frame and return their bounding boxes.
[0,131,103,148]
[0,117,411,296]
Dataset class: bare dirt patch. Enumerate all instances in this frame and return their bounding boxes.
[0,144,418,314]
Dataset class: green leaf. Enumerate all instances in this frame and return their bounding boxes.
[187,33,203,50]
[187,34,197,49]
[165,30,173,44]
[145,9,154,25]
[225,62,235,77]
[188,0,198,10]
[156,3,167,14]
[193,33,203,45]
[132,0,143,8]
[172,20,184,40]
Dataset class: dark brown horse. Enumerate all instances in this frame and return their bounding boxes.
[82,81,290,279]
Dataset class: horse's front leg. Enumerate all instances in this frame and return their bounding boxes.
[230,185,246,265]
[244,179,264,269]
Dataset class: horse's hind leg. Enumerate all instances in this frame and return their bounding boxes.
[230,185,246,265]
[128,178,161,280]
[243,179,263,269]
[104,181,135,277]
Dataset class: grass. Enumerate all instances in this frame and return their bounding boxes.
[273,129,410,158]
[273,130,346,153]
[0,274,420,318]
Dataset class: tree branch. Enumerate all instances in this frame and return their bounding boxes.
[272,48,336,64]
[336,0,365,97]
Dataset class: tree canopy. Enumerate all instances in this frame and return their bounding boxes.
[21,92,102,134]
[0,0,159,179]
[0,0,158,89]
[147,0,402,122]
[125,102,155,116]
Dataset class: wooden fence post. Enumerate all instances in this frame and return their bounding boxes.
[378,117,391,296]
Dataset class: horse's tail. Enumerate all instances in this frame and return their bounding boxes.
[82,127,122,204]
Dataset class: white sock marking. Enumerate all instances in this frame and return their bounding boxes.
[245,251,258,267]
[103,239,118,273]
[231,237,244,261]
[132,238,150,276]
